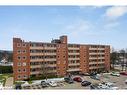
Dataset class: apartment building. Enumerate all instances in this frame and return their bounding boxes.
[13,35,110,81]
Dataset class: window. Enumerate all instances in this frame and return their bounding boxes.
[18,69,21,73]
[23,69,26,72]
[22,43,26,47]
[17,43,21,47]
[22,62,26,66]
[18,63,21,66]
[22,50,26,53]
[23,56,26,60]
[17,56,21,60]
[17,50,21,53]
[23,75,27,78]
[18,75,21,79]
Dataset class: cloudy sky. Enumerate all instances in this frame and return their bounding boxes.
[0,6,127,50]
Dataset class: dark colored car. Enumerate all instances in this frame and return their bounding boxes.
[90,84,99,89]
[81,81,91,86]
[90,75,100,80]
[15,84,22,89]
[79,72,90,76]
[90,72,97,76]
[41,81,49,88]
[73,77,82,82]
[120,72,127,76]
[64,77,74,84]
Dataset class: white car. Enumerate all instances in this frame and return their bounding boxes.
[105,82,114,87]
[125,80,127,84]
[98,83,110,89]
[111,72,120,77]
[109,87,119,90]
[48,81,57,87]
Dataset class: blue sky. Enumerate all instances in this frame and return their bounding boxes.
[0,6,127,50]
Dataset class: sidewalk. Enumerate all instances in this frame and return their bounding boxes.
[5,77,13,87]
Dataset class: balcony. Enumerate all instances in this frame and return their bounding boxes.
[44,47,56,50]
[89,53,98,55]
[68,63,80,66]
[30,53,44,56]
[44,58,56,61]
[67,68,80,72]
[89,48,98,50]
[89,62,98,65]
[68,52,79,55]
[30,59,44,62]
[30,64,56,68]
[44,53,56,55]
[98,57,105,59]
[98,48,105,50]
[30,46,56,50]
[98,62,105,64]
[30,47,44,50]
[68,58,80,60]
[89,67,99,69]
[30,65,42,68]
[68,47,80,50]
[89,57,98,60]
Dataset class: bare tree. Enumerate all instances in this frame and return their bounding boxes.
[119,49,126,71]
[110,47,119,70]
[40,62,49,80]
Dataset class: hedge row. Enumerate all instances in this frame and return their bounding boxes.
[0,66,13,74]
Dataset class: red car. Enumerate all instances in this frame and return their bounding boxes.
[120,72,127,76]
[73,77,82,82]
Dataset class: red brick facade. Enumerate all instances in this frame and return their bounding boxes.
[13,36,110,81]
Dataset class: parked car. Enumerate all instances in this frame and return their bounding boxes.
[120,72,127,76]
[73,77,82,82]
[64,77,74,84]
[98,83,110,89]
[90,84,99,89]
[110,72,120,77]
[81,81,91,86]
[15,84,22,89]
[48,81,57,87]
[79,72,90,76]
[125,80,127,84]
[41,81,49,88]
[98,82,118,90]
[104,82,114,87]
[90,72,97,76]
[90,75,100,80]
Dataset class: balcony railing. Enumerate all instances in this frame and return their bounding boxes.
[68,63,80,66]
[67,68,80,72]
[68,47,80,50]
[68,58,80,60]
[30,53,44,56]
[68,52,80,55]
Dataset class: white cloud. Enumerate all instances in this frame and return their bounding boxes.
[79,6,103,10]
[64,20,92,37]
[104,6,127,20]
[104,22,120,29]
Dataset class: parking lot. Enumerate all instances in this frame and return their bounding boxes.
[21,73,127,90]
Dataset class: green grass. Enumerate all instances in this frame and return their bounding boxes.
[28,80,33,84]
[29,75,58,81]
[14,81,25,85]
